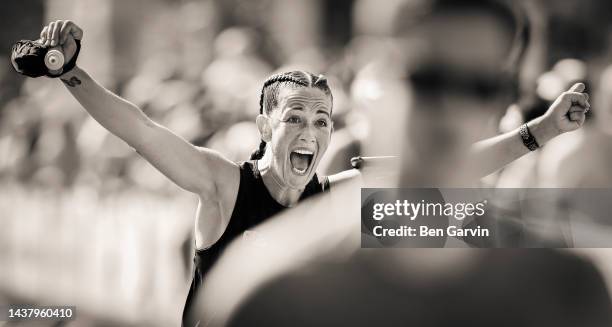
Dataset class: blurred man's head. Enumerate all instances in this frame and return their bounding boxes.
[392,0,520,185]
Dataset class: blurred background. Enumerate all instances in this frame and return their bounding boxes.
[2,0,612,325]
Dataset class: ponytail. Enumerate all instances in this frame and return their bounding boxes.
[250,140,267,160]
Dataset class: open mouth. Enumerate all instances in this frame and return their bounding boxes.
[289,149,315,176]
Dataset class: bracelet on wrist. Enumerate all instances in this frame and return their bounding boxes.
[519,123,540,151]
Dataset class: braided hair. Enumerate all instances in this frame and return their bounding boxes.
[250,71,333,160]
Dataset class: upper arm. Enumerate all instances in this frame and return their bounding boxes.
[133,119,239,196]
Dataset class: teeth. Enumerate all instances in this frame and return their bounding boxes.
[292,167,307,175]
[294,149,314,155]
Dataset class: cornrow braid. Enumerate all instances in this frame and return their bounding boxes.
[258,73,308,114]
[250,71,333,160]
[312,74,328,88]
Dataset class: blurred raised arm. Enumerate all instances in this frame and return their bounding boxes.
[470,83,589,177]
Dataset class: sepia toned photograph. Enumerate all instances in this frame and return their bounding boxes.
[2,0,612,326]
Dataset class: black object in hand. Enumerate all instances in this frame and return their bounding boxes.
[10,39,81,78]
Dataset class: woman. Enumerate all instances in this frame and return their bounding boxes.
[181,70,336,326]
[30,18,588,326]
[29,21,337,327]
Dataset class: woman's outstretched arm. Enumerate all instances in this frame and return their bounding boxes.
[40,20,238,196]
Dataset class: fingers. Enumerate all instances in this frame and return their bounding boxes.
[569,111,585,122]
[59,21,82,43]
[574,112,586,126]
[562,82,590,110]
[41,21,55,46]
[40,20,82,46]
[44,21,55,46]
[49,20,61,47]
[569,82,585,93]
[67,21,83,41]
[549,82,590,133]
[561,92,590,109]
[59,21,71,44]
[569,105,589,115]
[40,26,48,41]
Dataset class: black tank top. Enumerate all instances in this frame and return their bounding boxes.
[182,160,329,326]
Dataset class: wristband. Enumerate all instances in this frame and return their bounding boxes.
[48,39,81,77]
[519,123,539,151]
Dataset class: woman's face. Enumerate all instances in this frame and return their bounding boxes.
[263,86,333,189]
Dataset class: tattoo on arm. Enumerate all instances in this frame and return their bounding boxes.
[60,76,82,87]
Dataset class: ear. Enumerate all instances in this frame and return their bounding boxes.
[256,114,272,143]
